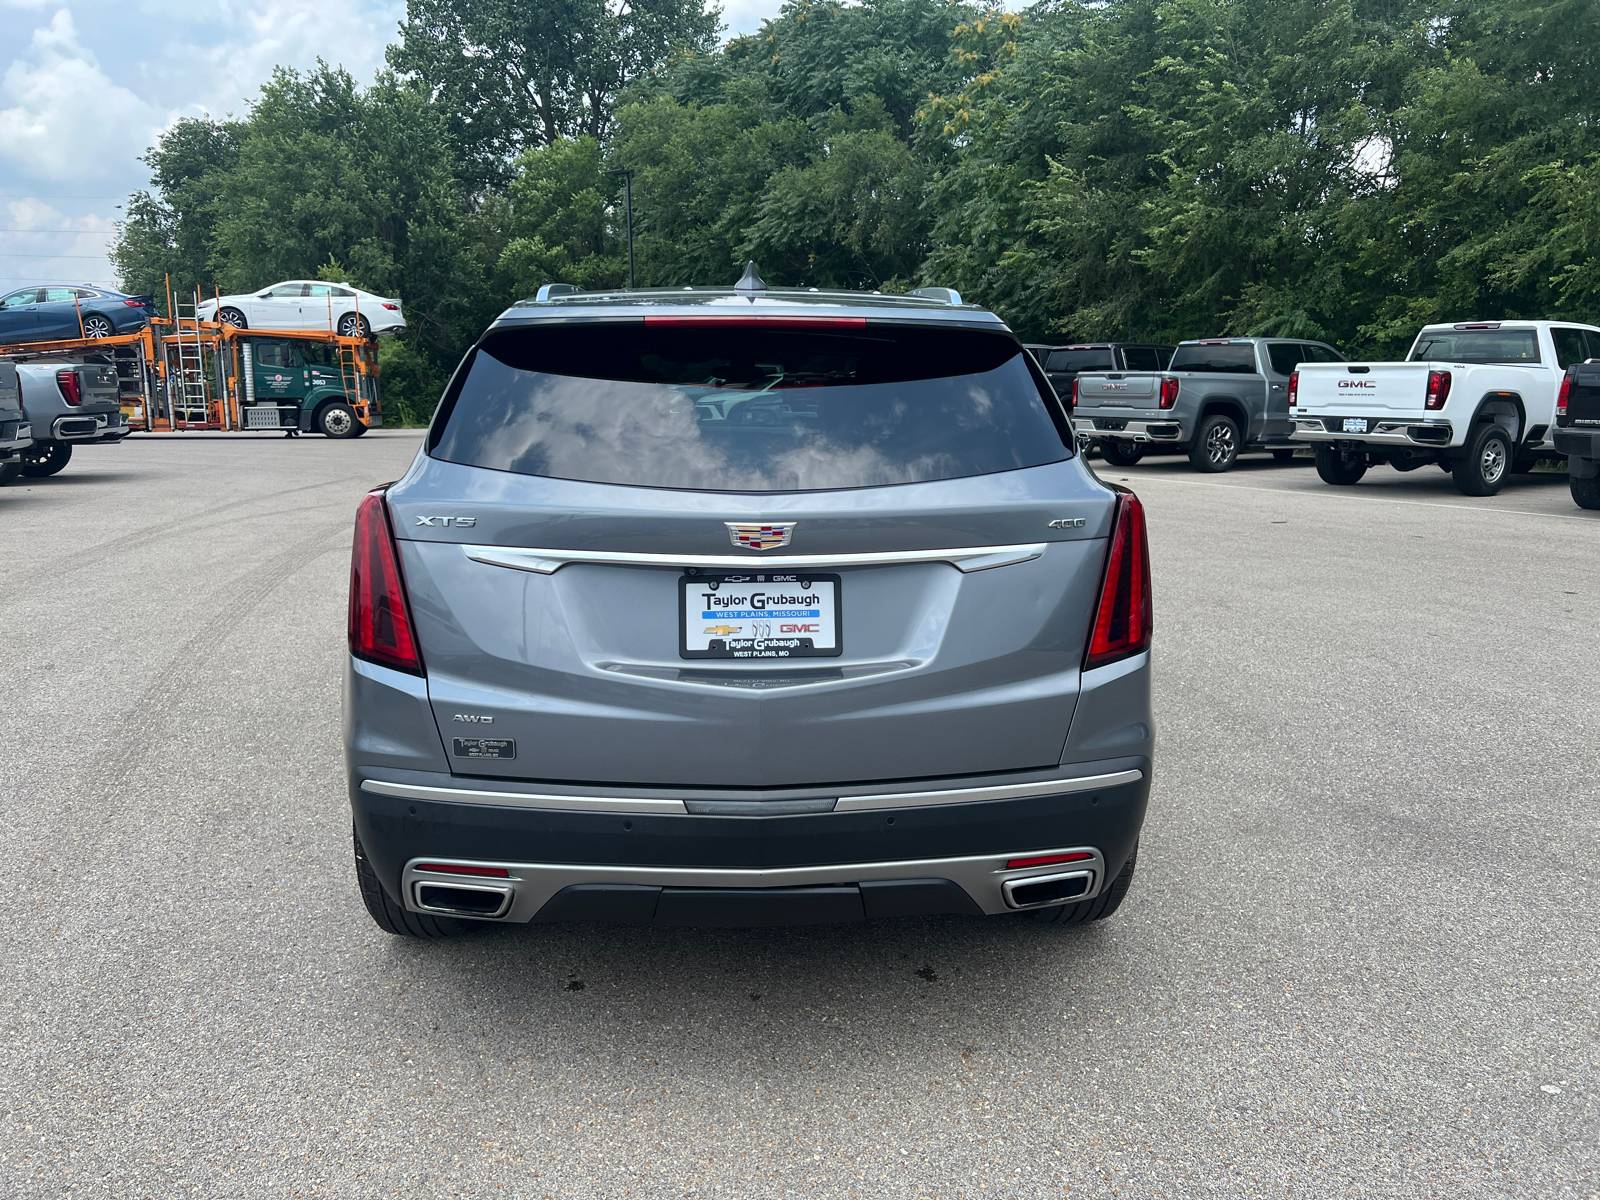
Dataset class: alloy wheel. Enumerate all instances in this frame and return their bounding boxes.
[82,316,113,338]
[1206,422,1236,465]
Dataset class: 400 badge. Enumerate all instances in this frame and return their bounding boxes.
[679,572,843,659]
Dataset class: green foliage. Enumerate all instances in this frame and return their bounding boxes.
[114,0,1600,425]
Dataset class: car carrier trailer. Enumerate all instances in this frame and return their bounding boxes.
[0,312,382,437]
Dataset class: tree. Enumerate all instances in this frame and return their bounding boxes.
[388,0,720,192]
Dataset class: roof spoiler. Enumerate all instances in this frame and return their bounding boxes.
[907,286,963,306]
[535,283,582,302]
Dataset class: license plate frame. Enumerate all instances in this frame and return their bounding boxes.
[1342,417,1370,433]
[680,571,843,660]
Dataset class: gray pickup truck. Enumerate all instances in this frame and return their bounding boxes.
[0,361,31,485]
[13,358,127,477]
[1072,337,1345,471]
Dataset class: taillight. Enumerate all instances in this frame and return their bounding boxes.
[55,370,81,405]
[1158,377,1179,408]
[1425,369,1451,410]
[349,491,423,675]
[1070,376,1079,409]
[1085,492,1153,670]
[122,299,144,307]
[381,302,400,311]
[1557,373,1572,419]
[1288,370,1299,407]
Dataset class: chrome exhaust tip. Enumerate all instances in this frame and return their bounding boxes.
[413,881,514,919]
[1002,869,1094,910]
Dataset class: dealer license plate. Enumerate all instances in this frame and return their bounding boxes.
[1342,418,1369,433]
[681,572,842,660]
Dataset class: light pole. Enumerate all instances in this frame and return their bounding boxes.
[605,168,635,289]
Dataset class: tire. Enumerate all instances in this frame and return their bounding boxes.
[1452,422,1512,496]
[217,307,247,329]
[80,313,114,338]
[351,418,370,437]
[317,401,359,438]
[337,312,372,339]
[1571,473,1600,510]
[1187,413,1240,472]
[1271,448,1296,463]
[1314,444,1366,485]
[20,441,71,477]
[1027,843,1138,926]
[0,462,21,486]
[1099,440,1144,467]
[354,830,473,938]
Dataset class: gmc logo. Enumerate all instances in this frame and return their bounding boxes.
[1338,380,1375,389]
[781,623,819,633]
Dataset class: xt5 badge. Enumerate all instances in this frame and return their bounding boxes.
[416,515,476,527]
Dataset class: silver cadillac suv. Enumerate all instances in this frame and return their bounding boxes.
[343,274,1153,936]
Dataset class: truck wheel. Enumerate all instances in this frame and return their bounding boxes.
[354,830,473,938]
[20,442,72,477]
[0,462,21,486]
[1187,414,1240,472]
[1571,473,1600,510]
[317,402,359,438]
[1100,440,1143,467]
[1314,444,1366,485]
[1026,843,1138,926]
[1452,423,1512,496]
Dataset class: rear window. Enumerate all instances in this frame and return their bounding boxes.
[1170,344,1258,373]
[1409,329,1540,364]
[429,322,1073,492]
[1045,348,1114,372]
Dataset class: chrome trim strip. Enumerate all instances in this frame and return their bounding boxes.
[360,778,689,814]
[461,542,1049,575]
[834,768,1142,812]
[401,845,1106,920]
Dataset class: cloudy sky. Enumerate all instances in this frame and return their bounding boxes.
[0,0,783,297]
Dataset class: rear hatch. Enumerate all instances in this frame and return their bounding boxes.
[388,315,1118,789]
[1293,362,1431,419]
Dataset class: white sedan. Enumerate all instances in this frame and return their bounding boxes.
[198,281,405,338]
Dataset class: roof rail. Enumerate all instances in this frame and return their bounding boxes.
[535,283,582,302]
[908,286,962,306]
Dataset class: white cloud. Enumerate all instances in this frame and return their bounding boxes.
[0,199,118,290]
[0,9,168,181]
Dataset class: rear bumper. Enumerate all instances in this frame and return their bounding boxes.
[1291,417,1454,448]
[350,759,1149,925]
[1554,428,1600,458]
[1073,417,1185,443]
[51,412,126,442]
[0,422,31,457]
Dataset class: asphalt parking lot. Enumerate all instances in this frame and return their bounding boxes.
[2,434,1596,1198]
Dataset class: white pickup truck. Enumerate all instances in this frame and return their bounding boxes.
[1289,320,1600,495]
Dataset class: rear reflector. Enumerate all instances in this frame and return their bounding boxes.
[1084,491,1153,670]
[349,491,424,675]
[55,369,81,405]
[416,863,511,877]
[1006,851,1093,870]
[643,315,866,328]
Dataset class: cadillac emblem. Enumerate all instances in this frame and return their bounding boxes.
[725,522,796,550]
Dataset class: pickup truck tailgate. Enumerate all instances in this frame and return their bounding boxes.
[1295,363,1431,417]
[1074,372,1161,410]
